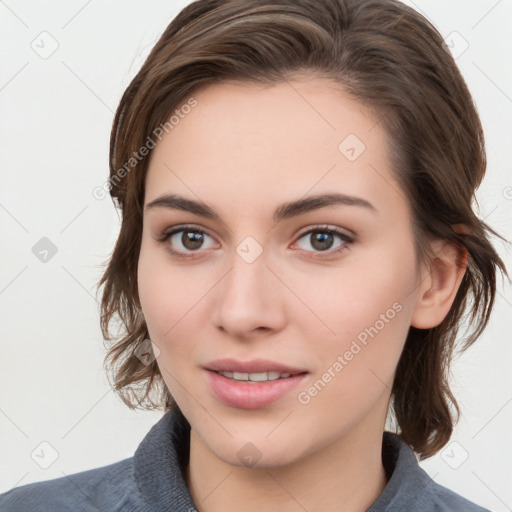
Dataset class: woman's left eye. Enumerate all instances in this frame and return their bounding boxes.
[293,226,354,258]
[157,225,353,259]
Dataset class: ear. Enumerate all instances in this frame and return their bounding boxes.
[411,236,469,329]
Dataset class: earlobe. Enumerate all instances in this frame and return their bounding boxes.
[411,239,468,329]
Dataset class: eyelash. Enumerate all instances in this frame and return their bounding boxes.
[157,224,354,260]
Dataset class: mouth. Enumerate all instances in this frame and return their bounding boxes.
[203,358,309,409]
[204,357,308,375]
[213,370,304,382]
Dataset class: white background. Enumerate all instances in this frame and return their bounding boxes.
[0,1,511,511]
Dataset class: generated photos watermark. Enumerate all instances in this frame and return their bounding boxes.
[92,96,198,201]
[297,301,403,404]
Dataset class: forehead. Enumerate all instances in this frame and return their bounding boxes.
[144,79,405,217]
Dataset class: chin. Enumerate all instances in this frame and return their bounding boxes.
[203,430,311,470]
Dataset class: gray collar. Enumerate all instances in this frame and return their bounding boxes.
[134,408,431,512]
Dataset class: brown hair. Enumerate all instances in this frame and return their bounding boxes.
[97,0,508,459]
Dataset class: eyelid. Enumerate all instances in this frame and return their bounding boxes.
[295,224,354,240]
[157,223,214,241]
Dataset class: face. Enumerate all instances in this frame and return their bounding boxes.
[138,78,423,468]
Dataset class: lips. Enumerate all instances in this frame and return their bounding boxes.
[203,358,309,409]
[204,358,307,375]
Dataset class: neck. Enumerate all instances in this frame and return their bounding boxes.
[184,416,388,512]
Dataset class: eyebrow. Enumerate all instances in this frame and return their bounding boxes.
[145,192,377,223]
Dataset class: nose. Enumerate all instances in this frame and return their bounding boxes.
[211,239,286,340]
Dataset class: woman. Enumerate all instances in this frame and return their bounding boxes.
[1,0,507,510]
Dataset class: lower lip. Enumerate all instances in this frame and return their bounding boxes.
[205,370,308,409]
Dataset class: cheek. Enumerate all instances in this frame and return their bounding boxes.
[137,241,213,380]
[298,245,416,387]
[137,240,184,342]
[295,283,411,431]
[138,236,196,331]
[137,250,197,401]
[296,249,414,340]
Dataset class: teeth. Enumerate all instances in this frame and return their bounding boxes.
[218,370,295,382]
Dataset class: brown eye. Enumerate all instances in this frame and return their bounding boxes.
[293,226,354,258]
[158,226,218,258]
[180,231,205,250]
[309,231,335,251]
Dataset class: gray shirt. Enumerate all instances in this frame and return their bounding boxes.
[0,408,490,511]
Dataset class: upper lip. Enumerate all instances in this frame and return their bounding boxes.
[204,358,308,375]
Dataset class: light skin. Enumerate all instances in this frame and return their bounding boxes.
[137,77,467,512]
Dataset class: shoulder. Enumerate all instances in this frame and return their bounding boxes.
[0,409,193,512]
[418,476,490,512]
[374,433,491,512]
[419,477,491,512]
[0,456,143,512]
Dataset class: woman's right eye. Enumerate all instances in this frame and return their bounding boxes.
[158,226,218,259]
